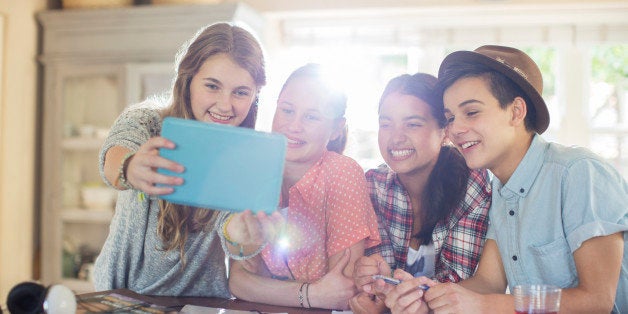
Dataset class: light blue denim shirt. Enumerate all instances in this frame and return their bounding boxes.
[487,134,628,313]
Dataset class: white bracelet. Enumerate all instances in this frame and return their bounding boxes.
[217,216,267,260]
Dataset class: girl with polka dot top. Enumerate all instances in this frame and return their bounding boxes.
[227,63,381,310]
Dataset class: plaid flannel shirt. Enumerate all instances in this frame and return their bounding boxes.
[365,164,491,282]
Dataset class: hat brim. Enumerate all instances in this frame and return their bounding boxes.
[439,51,550,134]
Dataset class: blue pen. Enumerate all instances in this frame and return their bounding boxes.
[371,275,430,290]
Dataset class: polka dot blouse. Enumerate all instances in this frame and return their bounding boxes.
[261,150,381,282]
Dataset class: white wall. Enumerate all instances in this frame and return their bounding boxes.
[0,0,46,302]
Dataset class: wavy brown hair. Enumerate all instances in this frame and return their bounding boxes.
[158,22,266,261]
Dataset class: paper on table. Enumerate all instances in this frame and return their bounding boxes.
[76,292,176,313]
[180,304,288,314]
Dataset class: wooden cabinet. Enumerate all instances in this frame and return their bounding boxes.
[37,2,263,292]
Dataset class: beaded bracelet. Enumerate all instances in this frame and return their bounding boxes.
[222,214,237,244]
[118,152,135,190]
[217,214,267,261]
[298,282,307,308]
[221,214,244,257]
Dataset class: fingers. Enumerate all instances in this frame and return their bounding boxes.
[393,269,415,281]
[349,293,377,314]
[390,291,428,314]
[354,256,379,276]
[353,255,381,290]
[127,137,184,194]
[242,211,266,244]
[377,256,392,276]
[139,137,184,173]
[255,211,285,242]
[417,276,438,289]
[140,136,177,153]
[385,283,426,314]
[373,278,394,295]
[226,211,264,246]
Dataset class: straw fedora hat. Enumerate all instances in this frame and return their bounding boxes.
[438,45,550,134]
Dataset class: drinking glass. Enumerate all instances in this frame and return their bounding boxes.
[513,284,561,314]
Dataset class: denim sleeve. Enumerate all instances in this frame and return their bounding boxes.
[561,157,628,252]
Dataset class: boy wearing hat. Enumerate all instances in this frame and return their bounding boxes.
[382,46,627,313]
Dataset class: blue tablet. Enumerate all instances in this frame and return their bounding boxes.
[157,117,286,214]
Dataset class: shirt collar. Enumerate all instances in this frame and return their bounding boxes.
[293,150,330,194]
[496,134,548,198]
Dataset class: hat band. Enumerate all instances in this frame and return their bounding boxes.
[494,56,529,81]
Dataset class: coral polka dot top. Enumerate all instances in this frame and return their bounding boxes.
[261,151,381,282]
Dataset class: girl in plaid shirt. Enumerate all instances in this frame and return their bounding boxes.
[350,73,491,314]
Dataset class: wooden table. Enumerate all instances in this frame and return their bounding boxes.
[77,289,332,314]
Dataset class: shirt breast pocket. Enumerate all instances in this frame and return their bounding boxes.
[529,236,577,287]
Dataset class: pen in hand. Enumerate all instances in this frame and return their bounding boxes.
[372,275,430,291]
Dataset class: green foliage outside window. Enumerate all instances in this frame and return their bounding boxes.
[591,44,628,84]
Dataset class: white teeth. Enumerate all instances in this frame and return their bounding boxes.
[461,141,479,149]
[390,149,414,158]
[209,111,231,121]
[287,138,305,145]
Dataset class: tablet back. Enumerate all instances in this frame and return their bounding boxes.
[157,117,285,214]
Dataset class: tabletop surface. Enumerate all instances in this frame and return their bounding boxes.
[77,288,333,314]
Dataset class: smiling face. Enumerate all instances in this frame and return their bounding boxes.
[443,76,525,180]
[378,92,445,177]
[189,53,258,126]
[272,76,344,168]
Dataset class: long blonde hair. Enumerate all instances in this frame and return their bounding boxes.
[158,22,266,260]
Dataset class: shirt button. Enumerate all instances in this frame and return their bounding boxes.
[520,188,525,193]
[509,210,515,216]
[512,255,518,261]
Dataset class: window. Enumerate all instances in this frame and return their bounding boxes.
[588,44,628,178]
[263,3,628,178]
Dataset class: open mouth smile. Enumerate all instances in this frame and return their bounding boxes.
[460,141,479,150]
[389,148,414,160]
[209,111,233,122]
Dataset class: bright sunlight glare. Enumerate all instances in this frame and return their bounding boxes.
[257,45,413,169]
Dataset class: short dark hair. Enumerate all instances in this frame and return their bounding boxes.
[437,62,536,132]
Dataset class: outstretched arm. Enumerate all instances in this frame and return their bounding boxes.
[229,242,363,310]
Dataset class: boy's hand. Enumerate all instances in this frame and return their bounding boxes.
[423,282,484,314]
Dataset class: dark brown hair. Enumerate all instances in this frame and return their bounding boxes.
[437,62,536,132]
[380,73,470,245]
